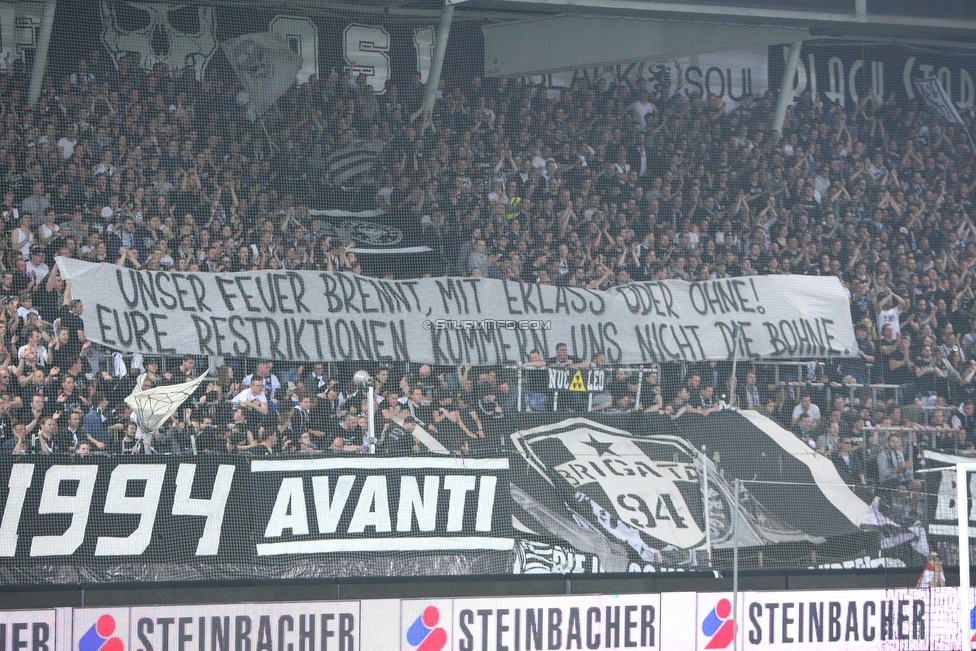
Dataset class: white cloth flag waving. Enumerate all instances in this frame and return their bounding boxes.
[222,32,302,118]
[126,371,210,435]
[914,77,965,126]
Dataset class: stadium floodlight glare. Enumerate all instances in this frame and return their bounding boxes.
[958,462,976,651]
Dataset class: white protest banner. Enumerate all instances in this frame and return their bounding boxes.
[57,258,857,364]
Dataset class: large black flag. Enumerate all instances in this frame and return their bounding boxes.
[508,413,851,572]
[307,208,431,254]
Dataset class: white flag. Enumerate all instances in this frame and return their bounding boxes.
[126,371,211,435]
[914,76,965,126]
[222,32,302,118]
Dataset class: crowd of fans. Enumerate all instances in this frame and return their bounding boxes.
[0,45,974,509]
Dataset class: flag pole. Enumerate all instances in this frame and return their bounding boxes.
[964,126,976,160]
[258,112,276,153]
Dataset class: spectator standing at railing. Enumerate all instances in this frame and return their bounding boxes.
[58,284,86,356]
[952,400,976,444]
[817,421,840,455]
[684,373,702,407]
[82,393,110,451]
[32,416,60,454]
[794,413,817,447]
[876,324,898,383]
[606,368,638,412]
[831,436,867,492]
[252,428,279,456]
[548,342,587,369]
[917,553,946,588]
[521,349,549,412]
[846,322,875,385]
[242,360,281,401]
[791,394,821,431]
[878,434,916,489]
[6,422,28,455]
[940,425,975,454]
[665,386,692,419]
[887,335,915,399]
[912,344,945,405]
[231,376,269,421]
[691,384,719,416]
[737,371,765,411]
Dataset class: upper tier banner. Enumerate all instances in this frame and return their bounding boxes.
[58,259,856,364]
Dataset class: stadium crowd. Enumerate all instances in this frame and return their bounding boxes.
[0,48,974,506]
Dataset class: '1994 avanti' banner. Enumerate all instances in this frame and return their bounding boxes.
[57,259,856,364]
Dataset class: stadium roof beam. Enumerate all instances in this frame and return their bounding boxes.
[453,0,976,34]
[27,0,57,106]
[481,16,811,77]
[423,2,455,126]
[166,0,517,22]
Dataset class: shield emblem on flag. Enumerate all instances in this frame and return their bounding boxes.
[512,418,706,550]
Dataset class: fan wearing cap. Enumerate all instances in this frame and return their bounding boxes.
[15,293,40,324]
[283,381,301,407]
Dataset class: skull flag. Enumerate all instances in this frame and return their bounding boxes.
[100,2,218,81]
[222,32,302,119]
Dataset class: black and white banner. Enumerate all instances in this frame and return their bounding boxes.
[0,455,511,584]
[529,49,768,106]
[306,209,432,254]
[84,3,483,94]
[923,450,976,543]
[0,411,927,586]
[248,456,511,576]
[57,258,857,364]
[222,31,303,118]
[509,412,869,574]
[0,456,247,584]
[318,140,387,191]
[915,76,966,125]
[770,44,976,114]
